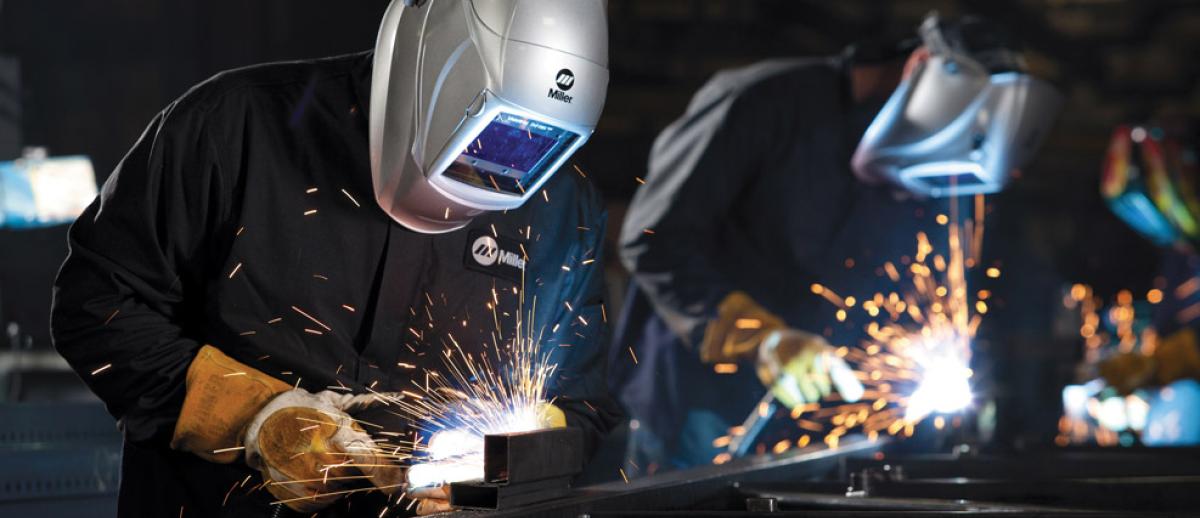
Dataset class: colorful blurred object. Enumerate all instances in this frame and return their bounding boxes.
[1101,124,1200,248]
[0,153,97,229]
[1058,285,1155,446]
[1059,380,1150,447]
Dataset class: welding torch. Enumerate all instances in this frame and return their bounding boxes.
[728,350,864,457]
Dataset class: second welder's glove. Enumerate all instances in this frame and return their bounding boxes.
[701,291,861,410]
[1101,328,1200,395]
[171,346,403,513]
[699,291,788,363]
[755,329,835,409]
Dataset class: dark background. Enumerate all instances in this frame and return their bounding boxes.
[2,0,1198,446]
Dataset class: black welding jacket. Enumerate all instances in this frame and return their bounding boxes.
[614,58,954,457]
[51,52,618,517]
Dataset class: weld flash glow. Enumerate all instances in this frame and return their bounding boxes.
[749,196,986,460]
[905,341,974,422]
[392,293,561,489]
[406,403,550,488]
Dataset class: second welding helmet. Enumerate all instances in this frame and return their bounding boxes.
[369,0,609,233]
[851,13,1063,198]
[1102,124,1200,248]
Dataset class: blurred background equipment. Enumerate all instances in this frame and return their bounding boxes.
[1052,118,1200,449]
[0,151,97,402]
[0,152,96,229]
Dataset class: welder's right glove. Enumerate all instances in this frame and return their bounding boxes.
[755,329,835,410]
[1101,328,1200,395]
[171,346,403,513]
[701,291,861,410]
[243,390,405,512]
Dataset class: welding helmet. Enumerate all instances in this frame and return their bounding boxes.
[369,0,609,233]
[1102,124,1200,248]
[851,13,1063,198]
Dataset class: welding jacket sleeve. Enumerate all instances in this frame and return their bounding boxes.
[619,75,770,349]
[542,179,623,456]
[52,100,229,445]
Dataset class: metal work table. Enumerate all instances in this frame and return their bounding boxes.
[445,439,1200,517]
[5,404,1200,517]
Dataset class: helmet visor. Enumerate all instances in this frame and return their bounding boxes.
[442,112,582,196]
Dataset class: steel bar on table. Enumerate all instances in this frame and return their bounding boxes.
[449,428,585,511]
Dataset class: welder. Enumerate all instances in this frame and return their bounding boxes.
[612,13,1061,472]
[50,1,618,516]
[1099,122,1200,444]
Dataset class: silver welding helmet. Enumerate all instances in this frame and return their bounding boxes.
[851,13,1063,197]
[370,0,609,233]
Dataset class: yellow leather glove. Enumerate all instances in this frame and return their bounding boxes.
[537,402,568,429]
[701,292,862,410]
[171,346,403,513]
[1102,328,1200,394]
[247,390,407,512]
[756,329,833,410]
[700,291,787,363]
[171,345,291,463]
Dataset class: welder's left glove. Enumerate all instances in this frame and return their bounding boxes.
[537,401,568,429]
[408,402,566,516]
[699,291,787,363]
[1101,328,1200,395]
[171,345,292,464]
